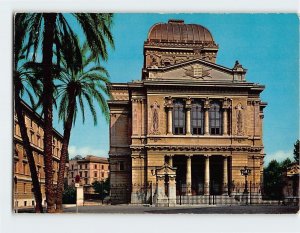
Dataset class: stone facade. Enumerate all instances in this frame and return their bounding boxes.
[283,163,299,198]
[13,100,63,208]
[108,19,267,205]
[67,155,109,194]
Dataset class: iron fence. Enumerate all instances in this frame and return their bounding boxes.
[108,182,299,206]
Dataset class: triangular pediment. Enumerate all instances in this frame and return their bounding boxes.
[147,59,235,81]
[155,163,177,176]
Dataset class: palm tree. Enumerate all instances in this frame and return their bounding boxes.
[19,13,114,212]
[14,14,44,212]
[54,44,111,212]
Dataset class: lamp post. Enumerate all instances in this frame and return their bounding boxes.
[75,174,80,213]
[240,166,251,194]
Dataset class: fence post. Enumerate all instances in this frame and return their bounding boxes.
[249,181,252,205]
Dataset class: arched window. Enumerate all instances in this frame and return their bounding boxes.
[209,101,222,135]
[191,100,204,135]
[173,100,185,135]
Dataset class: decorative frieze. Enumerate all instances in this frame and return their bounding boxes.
[235,103,244,136]
[150,101,160,135]
[144,145,263,152]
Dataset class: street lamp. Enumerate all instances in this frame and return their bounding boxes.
[240,166,251,194]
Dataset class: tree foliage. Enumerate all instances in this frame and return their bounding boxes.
[92,178,110,199]
[15,13,114,213]
[62,185,76,204]
[263,158,293,199]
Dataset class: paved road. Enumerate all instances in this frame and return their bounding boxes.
[61,204,299,214]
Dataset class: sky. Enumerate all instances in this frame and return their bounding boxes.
[49,13,299,164]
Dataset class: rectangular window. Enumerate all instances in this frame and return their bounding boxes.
[79,171,82,177]
[173,100,185,135]
[84,171,88,177]
[102,172,104,178]
[85,164,88,169]
[71,165,74,170]
[102,165,104,170]
[119,161,125,171]
[94,164,97,169]
[191,102,204,135]
[30,132,35,144]
[71,172,74,178]
[23,183,26,193]
[94,172,97,177]
[23,163,26,175]
[80,165,82,169]
[209,102,222,135]
[37,136,41,147]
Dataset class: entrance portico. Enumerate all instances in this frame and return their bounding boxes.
[169,154,230,196]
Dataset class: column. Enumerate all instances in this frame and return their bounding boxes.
[157,176,165,197]
[168,176,176,207]
[186,155,192,195]
[204,155,210,195]
[204,98,210,135]
[168,155,173,167]
[222,98,229,135]
[167,109,172,134]
[186,109,191,135]
[223,156,228,194]
[165,96,173,135]
[223,109,228,135]
[185,97,192,135]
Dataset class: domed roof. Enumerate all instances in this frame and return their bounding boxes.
[147,19,214,43]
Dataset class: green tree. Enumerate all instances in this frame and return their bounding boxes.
[19,13,114,213]
[293,140,299,163]
[92,178,110,199]
[281,157,292,170]
[263,160,282,199]
[263,158,293,200]
[62,185,76,204]
[14,14,44,212]
[55,43,112,212]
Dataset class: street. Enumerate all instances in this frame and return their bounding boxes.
[59,204,299,214]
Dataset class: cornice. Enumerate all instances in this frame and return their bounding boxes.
[146,58,232,73]
[143,79,263,89]
[107,100,130,105]
[143,145,263,152]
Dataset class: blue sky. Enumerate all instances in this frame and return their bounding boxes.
[51,13,298,164]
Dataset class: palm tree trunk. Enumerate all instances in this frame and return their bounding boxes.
[14,88,44,213]
[55,94,76,212]
[42,13,56,213]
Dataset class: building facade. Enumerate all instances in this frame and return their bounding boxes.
[283,163,299,198]
[108,20,267,205]
[13,100,63,208]
[67,155,109,194]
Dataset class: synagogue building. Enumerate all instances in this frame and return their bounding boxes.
[108,19,267,206]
